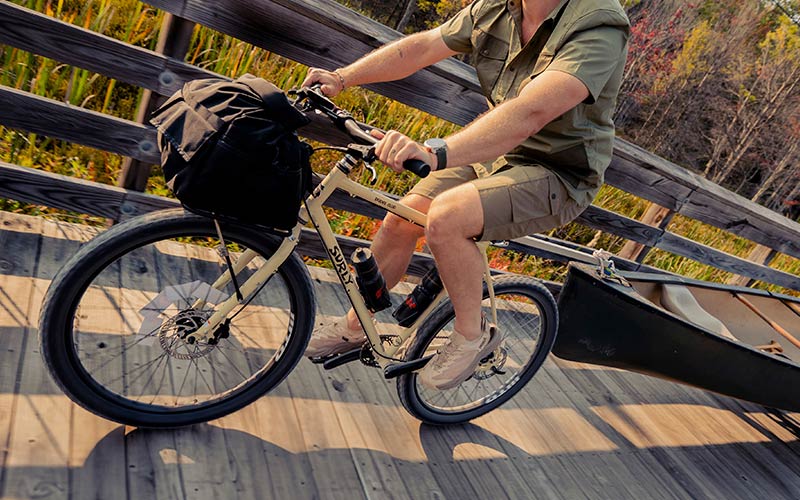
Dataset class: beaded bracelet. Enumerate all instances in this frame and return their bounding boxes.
[333,70,346,92]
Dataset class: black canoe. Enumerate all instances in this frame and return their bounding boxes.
[554,262,800,411]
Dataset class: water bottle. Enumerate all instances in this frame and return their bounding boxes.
[392,266,444,327]
[351,248,392,312]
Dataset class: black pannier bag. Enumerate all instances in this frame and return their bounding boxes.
[150,74,312,231]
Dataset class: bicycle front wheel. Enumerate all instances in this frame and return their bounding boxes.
[39,208,315,427]
[396,275,558,424]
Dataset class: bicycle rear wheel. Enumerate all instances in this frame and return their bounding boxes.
[396,275,557,424]
[39,208,315,427]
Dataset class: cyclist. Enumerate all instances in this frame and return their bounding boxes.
[302,0,630,390]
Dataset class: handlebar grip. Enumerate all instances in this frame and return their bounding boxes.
[403,159,431,178]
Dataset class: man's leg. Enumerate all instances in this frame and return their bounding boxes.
[425,183,484,340]
[344,193,431,330]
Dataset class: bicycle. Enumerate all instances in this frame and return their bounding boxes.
[38,87,559,427]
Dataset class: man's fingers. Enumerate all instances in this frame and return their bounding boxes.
[369,129,385,139]
[301,68,340,96]
[301,68,320,88]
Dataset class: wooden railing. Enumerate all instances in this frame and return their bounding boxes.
[1,0,799,292]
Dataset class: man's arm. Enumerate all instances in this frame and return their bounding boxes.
[301,28,458,96]
[375,70,590,171]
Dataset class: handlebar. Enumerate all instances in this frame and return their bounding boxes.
[341,120,431,178]
[293,86,431,178]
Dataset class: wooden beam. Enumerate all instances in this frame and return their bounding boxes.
[0,2,212,97]
[610,140,800,261]
[7,161,797,291]
[141,0,488,126]
[0,86,160,164]
[574,205,800,290]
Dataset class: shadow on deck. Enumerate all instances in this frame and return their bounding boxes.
[1,211,799,500]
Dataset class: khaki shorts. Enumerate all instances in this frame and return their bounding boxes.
[409,162,586,242]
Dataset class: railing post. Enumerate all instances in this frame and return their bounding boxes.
[117,13,195,192]
[726,245,779,287]
[617,203,675,262]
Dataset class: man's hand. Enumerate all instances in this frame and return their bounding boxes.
[370,129,438,173]
[301,68,345,97]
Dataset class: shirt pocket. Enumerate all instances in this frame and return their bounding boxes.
[471,29,509,97]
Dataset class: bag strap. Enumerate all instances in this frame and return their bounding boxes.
[236,74,311,130]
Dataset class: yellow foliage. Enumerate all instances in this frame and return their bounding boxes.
[759,16,800,66]
[670,21,712,79]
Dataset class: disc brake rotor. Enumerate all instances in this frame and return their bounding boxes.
[158,308,216,359]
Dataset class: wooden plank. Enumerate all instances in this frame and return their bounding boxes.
[308,270,448,498]
[727,245,778,287]
[34,218,129,500]
[682,189,800,259]
[576,205,662,246]
[0,2,212,97]
[551,362,727,499]
[142,0,487,126]
[0,161,135,219]
[655,232,800,290]
[592,371,800,499]
[164,241,240,499]
[0,214,73,500]
[0,86,160,163]
[116,232,185,500]
[536,365,697,500]
[283,365,369,499]
[0,212,43,497]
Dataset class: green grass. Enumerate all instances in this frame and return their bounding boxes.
[0,0,797,296]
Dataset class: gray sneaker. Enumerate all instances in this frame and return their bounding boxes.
[419,316,502,390]
[306,316,367,359]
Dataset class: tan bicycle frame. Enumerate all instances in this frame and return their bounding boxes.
[188,164,498,367]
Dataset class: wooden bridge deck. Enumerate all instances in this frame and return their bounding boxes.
[1,210,799,500]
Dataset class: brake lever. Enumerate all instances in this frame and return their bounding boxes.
[364,162,378,185]
[345,144,379,185]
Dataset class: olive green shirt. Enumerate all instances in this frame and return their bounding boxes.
[440,0,630,206]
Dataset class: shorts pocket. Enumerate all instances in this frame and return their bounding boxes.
[547,174,565,215]
[509,175,552,223]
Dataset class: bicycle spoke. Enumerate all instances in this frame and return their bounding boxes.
[407,280,556,421]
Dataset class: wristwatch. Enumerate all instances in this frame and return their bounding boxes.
[423,138,448,170]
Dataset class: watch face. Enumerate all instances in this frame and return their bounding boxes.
[424,138,447,151]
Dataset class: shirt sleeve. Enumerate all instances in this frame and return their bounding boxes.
[545,25,628,104]
[438,1,483,53]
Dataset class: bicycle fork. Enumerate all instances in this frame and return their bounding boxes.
[184,222,304,345]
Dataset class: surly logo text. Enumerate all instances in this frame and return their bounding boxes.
[330,245,354,286]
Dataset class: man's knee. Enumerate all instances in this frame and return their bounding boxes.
[380,194,430,239]
[426,186,483,247]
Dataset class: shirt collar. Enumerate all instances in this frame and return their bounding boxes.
[507,0,571,25]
